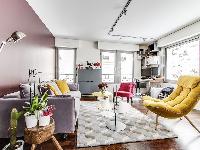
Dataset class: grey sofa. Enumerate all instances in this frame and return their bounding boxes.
[0,96,80,138]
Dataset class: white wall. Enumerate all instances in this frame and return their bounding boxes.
[77,40,100,64]
[55,38,141,79]
[157,20,200,47]
[134,52,141,79]
[55,38,79,48]
[98,41,139,51]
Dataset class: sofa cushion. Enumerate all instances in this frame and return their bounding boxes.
[150,87,163,98]
[47,81,62,95]
[56,80,70,94]
[3,91,21,99]
[119,83,134,92]
[68,83,78,91]
[177,75,200,89]
[67,91,81,99]
[38,85,54,96]
[115,91,133,98]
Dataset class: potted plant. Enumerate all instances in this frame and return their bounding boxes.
[98,83,108,99]
[39,105,55,126]
[3,108,24,150]
[23,92,48,128]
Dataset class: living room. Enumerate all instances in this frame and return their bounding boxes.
[0,0,200,150]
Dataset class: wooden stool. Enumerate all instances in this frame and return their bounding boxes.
[24,118,63,150]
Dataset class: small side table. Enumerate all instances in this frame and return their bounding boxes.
[24,118,62,150]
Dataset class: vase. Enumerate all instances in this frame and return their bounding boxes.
[3,140,24,150]
[25,115,37,128]
[39,115,50,126]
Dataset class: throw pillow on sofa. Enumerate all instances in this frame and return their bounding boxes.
[150,87,163,98]
[56,80,70,94]
[38,85,55,96]
[47,81,62,95]
[68,83,78,91]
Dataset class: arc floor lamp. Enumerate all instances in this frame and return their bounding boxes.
[0,31,26,52]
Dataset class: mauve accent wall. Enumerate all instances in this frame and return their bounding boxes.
[0,0,55,96]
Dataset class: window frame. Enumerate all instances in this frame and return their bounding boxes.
[56,47,77,83]
[100,50,134,83]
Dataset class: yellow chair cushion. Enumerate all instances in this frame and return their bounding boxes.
[143,75,200,119]
[177,75,200,88]
[56,80,70,94]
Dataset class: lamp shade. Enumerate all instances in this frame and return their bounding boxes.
[10,31,26,42]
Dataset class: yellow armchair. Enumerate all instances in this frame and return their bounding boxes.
[143,75,200,132]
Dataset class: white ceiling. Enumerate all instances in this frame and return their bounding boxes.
[26,0,200,44]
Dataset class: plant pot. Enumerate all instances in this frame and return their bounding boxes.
[3,140,24,150]
[25,115,37,128]
[39,115,50,126]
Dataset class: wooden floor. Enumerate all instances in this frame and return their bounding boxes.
[1,99,200,150]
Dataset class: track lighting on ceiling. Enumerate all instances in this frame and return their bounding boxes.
[108,0,133,35]
[111,34,155,42]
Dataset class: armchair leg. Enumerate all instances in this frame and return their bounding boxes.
[155,115,159,130]
[184,116,200,133]
[130,97,133,105]
[127,98,129,103]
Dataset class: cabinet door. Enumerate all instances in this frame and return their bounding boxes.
[79,82,91,94]
[78,70,90,81]
[78,69,102,94]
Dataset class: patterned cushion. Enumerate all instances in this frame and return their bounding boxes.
[38,85,54,96]
[47,81,62,95]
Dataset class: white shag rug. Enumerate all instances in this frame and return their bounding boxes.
[77,101,177,148]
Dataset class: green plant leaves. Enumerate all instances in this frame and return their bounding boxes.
[23,91,49,116]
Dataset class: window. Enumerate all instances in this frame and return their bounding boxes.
[57,48,76,82]
[101,51,134,83]
[121,53,133,82]
[166,40,200,80]
[102,51,115,83]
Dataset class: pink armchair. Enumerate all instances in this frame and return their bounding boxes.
[114,82,136,103]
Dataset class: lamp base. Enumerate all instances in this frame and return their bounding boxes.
[106,120,126,132]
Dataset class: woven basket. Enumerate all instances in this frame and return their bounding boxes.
[24,118,55,144]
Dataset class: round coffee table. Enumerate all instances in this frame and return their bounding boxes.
[106,99,127,132]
